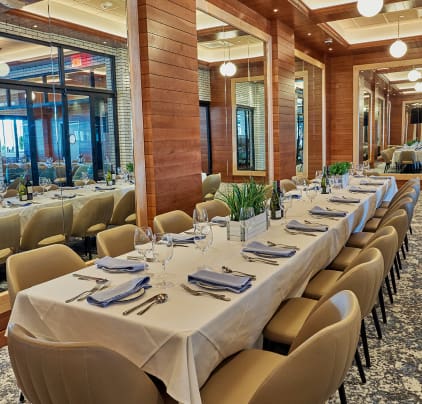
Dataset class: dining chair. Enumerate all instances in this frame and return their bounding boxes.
[279,179,296,192]
[109,189,136,226]
[195,199,230,220]
[3,188,18,198]
[202,173,221,201]
[0,214,20,265]
[153,210,193,234]
[380,148,393,172]
[96,224,137,258]
[20,203,73,251]
[6,244,87,307]
[379,178,419,209]
[374,181,418,218]
[7,323,164,404]
[53,165,67,185]
[397,150,417,173]
[71,194,114,259]
[201,290,361,404]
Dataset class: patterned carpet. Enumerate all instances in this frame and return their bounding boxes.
[0,199,421,403]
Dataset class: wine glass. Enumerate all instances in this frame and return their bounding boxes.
[281,196,292,223]
[39,177,48,194]
[194,223,213,255]
[239,207,254,242]
[307,186,317,203]
[154,233,174,288]
[134,226,155,263]
[81,172,89,187]
[356,164,364,177]
[193,207,208,229]
[363,161,370,179]
[294,177,307,199]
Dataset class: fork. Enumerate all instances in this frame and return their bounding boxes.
[65,282,109,303]
[181,284,231,301]
[241,252,279,265]
[284,228,317,237]
[266,241,300,250]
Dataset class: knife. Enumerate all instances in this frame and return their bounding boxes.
[122,293,161,316]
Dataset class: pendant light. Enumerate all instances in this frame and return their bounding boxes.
[357,0,383,17]
[408,69,421,82]
[415,82,422,92]
[389,16,407,59]
[0,62,9,77]
[219,41,236,77]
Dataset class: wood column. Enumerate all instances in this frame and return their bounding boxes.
[136,0,202,220]
[271,19,296,180]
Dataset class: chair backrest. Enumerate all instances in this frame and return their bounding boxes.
[96,224,137,258]
[280,179,296,192]
[196,199,230,220]
[0,214,20,264]
[202,173,221,201]
[7,323,164,404]
[399,150,416,163]
[153,210,193,234]
[381,196,413,230]
[20,203,73,251]
[379,209,408,248]
[109,190,136,226]
[71,195,114,237]
[6,244,86,307]
[4,188,18,198]
[250,291,360,404]
[381,149,392,164]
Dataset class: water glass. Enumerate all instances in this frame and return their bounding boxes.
[193,207,208,229]
[306,187,317,203]
[134,226,155,262]
[194,223,213,254]
[281,196,292,223]
[154,233,174,288]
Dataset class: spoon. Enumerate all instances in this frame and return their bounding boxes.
[221,266,256,280]
[137,293,168,315]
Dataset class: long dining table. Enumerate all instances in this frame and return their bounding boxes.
[8,176,396,404]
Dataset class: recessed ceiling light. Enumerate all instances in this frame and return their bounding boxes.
[328,47,333,51]
[103,41,108,44]
[408,69,421,82]
[273,9,278,12]
[307,33,312,36]
[33,24,38,28]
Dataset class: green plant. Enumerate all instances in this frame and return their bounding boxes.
[217,178,267,221]
[406,139,417,146]
[329,161,351,176]
[126,162,134,172]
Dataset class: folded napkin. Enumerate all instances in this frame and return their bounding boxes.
[188,269,251,293]
[95,186,115,191]
[369,176,390,180]
[87,277,151,307]
[96,256,147,273]
[211,216,228,226]
[360,180,385,186]
[349,186,377,193]
[54,193,76,199]
[329,196,360,203]
[285,190,301,199]
[309,206,347,217]
[5,200,31,207]
[164,233,204,244]
[286,219,328,232]
[242,241,296,257]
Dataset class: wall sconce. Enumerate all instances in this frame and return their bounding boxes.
[389,17,407,58]
[357,0,383,17]
[408,69,421,82]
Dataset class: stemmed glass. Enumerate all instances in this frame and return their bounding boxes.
[154,233,174,288]
[239,207,254,242]
[81,172,89,187]
[193,207,208,229]
[39,177,48,194]
[363,161,370,179]
[281,196,292,224]
[294,177,307,199]
[134,226,155,264]
[307,187,317,203]
[194,223,213,255]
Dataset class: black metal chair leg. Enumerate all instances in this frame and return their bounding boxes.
[19,392,25,403]
[338,383,347,404]
[355,349,366,384]
[87,236,92,260]
[389,267,397,294]
[404,234,409,252]
[372,307,382,339]
[378,288,387,323]
[396,252,402,272]
[385,276,394,304]
[409,225,413,235]
[361,319,371,368]
[401,244,406,260]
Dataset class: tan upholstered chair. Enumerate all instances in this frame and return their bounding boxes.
[202,173,221,201]
[201,290,361,404]
[195,199,230,220]
[97,224,137,258]
[20,203,73,251]
[71,195,114,258]
[109,189,136,226]
[397,150,417,172]
[0,214,20,264]
[380,148,393,172]
[153,210,193,234]
[6,244,87,307]
[279,179,296,192]
[7,323,164,404]
[3,188,18,198]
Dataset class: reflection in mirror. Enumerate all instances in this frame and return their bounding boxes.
[295,77,304,174]
[375,96,385,159]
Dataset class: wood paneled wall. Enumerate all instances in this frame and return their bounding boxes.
[271,19,296,180]
[137,0,202,218]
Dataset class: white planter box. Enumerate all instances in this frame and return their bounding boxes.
[227,211,268,241]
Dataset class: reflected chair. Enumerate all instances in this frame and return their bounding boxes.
[202,173,221,201]
[7,323,164,404]
[109,190,136,226]
[71,195,114,259]
[195,199,230,220]
[96,224,137,258]
[397,150,417,173]
[280,179,296,192]
[201,290,361,404]
[3,188,18,198]
[20,204,73,251]
[53,165,66,185]
[0,214,20,265]
[153,210,193,234]
[6,244,87,307]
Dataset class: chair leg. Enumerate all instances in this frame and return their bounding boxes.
[409,225,413,235]
[404,234,409,252]
[372,307,382,339]
[389,267,397,294]
[385,276,394,304]
[87,236,92,260]
[19,392,25,403]
[355,348,366,384]
[361,319,371,368]
[378,288,387,323]
[396,252,402,273]
[401,244,406,260]
[338,383,347,404]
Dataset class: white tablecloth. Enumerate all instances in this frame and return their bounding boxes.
[8,177,395,404]
[391,149,422,165]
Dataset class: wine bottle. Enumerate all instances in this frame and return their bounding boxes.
[111,165,116,185]
[270,180,282,220]
[321,166,328,194]
[25,175,33,200]
[18,178,28,201]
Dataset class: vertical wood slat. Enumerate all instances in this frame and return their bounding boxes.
[137,0,202,220]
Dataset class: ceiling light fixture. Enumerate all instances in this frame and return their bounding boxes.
[0,62,9,77]
[220,41,236,77]
[389,16,407,58]
[408,69,421,82]
[415,82,422,92]
[357,0,383,17]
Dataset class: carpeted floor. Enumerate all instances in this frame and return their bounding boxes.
[0,199,421,403]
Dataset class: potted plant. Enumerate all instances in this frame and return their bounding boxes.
[217,178,267,241]
[328,161,351,188]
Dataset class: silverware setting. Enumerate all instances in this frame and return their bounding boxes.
[266,241,300,250]
[283,228,317,237]
[304,219,329,226]
[137,293,168,315]
[181,283,231,301]
[65,282,110,303]
[123,293,168,316]
[309,214,339,221]
[222,265,256,280]
[241,252,279,265]
[72,274,109,283]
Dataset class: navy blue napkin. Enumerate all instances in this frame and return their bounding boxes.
[188,269,251,293]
